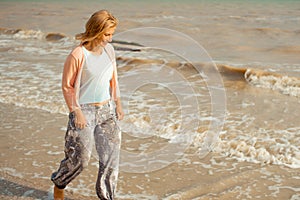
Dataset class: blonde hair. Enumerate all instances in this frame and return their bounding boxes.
[75,10,118,46]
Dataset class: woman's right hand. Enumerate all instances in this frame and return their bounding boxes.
[74,109,87,129]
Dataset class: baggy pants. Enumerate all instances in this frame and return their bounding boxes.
[51,103,121,200]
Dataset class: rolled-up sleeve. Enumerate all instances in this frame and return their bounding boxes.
[62,47,83,112]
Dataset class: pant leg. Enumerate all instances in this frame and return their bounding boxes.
[94,105,121,200]
[51,109,95,189]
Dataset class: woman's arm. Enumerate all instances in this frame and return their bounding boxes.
[115,97,124,120]
[62,48,87,128]
[106,43,124,120]
[62,53,80,112]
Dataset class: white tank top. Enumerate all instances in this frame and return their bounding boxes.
[79,46,113,105]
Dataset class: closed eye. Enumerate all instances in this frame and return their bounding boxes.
[104,33,113,37]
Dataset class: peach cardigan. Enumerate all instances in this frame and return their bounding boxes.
[62,43,120,112]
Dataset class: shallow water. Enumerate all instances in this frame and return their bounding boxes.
[0,0,300,199]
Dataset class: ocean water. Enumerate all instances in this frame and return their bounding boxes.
[0,0,300,199]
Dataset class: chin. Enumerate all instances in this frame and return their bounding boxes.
[101,42,108,47]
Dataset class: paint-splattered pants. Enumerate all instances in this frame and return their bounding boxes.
[51,103,121,200]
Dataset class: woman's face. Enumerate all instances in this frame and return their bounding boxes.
[96,27,116,48]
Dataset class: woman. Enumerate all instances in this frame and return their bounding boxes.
[51,10,124,200]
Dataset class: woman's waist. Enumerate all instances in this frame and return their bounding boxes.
[86,100,110,107]
[72,100,115,125]
[80,99,110,108]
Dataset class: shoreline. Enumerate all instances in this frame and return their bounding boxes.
[1,103,299,199]
[1,0,300,199]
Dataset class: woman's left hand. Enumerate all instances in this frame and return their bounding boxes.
[115,99,124,120]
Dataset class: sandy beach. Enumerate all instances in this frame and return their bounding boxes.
[1,103,299,199]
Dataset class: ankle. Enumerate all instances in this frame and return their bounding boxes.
[54,185,64,200]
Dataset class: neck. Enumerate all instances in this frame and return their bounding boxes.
[84,43,103,55]
[92,46,103,55]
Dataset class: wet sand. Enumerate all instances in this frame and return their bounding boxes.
[1,1,300,199]
[1,103,299,199]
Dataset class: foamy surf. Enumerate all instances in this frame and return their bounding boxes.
[245,68,300,98]
[217,64,300,98]
[0,27,68,42]
[1,27,300,173]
